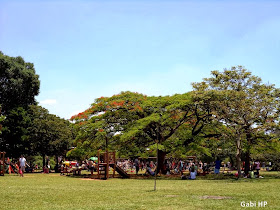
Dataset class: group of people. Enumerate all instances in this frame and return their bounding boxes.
[117,159,147,173]
[58,159,97,175]
[3,155,52,176]
[1,155,28,177]
[9,155,270,180]
[243,160,263,178]
[116,158,211,180]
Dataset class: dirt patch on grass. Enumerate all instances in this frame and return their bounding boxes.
[199,195,232,200]
[80,178,106,181]
[165,195,179,198]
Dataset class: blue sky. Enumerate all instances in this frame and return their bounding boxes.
[1,0,280,119]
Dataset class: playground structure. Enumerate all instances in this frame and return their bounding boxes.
[97,151,130,179]
[58,151,130,179]
[0,152,5,176]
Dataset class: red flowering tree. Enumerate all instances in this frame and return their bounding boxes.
[69,91,219,161]
[68,91,148,158]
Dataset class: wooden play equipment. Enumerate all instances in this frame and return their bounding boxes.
[97,151,129,179]
[97,151,115,180]
[0,152,6,176]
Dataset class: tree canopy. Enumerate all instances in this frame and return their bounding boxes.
[28,105,73,166]
[0,51,40,113]
[69,91,221,160]
[69,66,280,174]
[192,66,280,176]
[1,51,279,173]
[0,52,74,160]
[0,52,40,156]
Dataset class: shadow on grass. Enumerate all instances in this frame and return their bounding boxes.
[59,170,280,182]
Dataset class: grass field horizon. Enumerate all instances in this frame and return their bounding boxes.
[1,172,280,210]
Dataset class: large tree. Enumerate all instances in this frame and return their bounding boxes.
[192,66,280,177]
[28,105,73,167]
[0,52,40,156]
[70,91,218,168]
[69,92,148,159]
[1,107,31,157]
[0,52,40,112]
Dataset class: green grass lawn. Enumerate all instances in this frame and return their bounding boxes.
[0,172,280,210]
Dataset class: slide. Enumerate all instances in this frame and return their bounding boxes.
[110,164,130,178]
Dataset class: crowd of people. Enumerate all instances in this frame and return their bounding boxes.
[1,154,273,179]
[116,158,213,179]
[56,157,234,179]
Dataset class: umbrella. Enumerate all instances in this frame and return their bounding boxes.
[88,157,98,161]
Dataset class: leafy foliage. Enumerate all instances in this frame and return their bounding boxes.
[0,52,40,157]
[0,107,31,157]
[0,105,5,134]
[0,51,40,113]
[28,105,73,164]
[192,66,280,176]
[70,91,222,159]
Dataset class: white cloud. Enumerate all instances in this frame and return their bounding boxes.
[39,99,57,105]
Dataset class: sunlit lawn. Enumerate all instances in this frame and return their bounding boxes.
[0,171,280,210]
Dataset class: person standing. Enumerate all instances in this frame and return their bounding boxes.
[45,156,50,173]
[214,157,222,174]
[255,160,261,177]
[88,160,94,176]
[178,160,184,175]
[19,155,26,177]
[134,158,139,175]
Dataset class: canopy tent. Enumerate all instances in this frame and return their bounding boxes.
[88,157,98,161]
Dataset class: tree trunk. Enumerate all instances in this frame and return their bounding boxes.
[244,131,252,176]
[156,150,166,175]
[229,155,234,169]
[244,151,250,176]
[105,136,108,152]
[42,154,45,169]
[236,134,242,178]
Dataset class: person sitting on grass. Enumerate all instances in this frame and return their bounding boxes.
[146,163,155,176]
[189,164,196,180]
[165,160,171,175]
[60,164,65,175]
